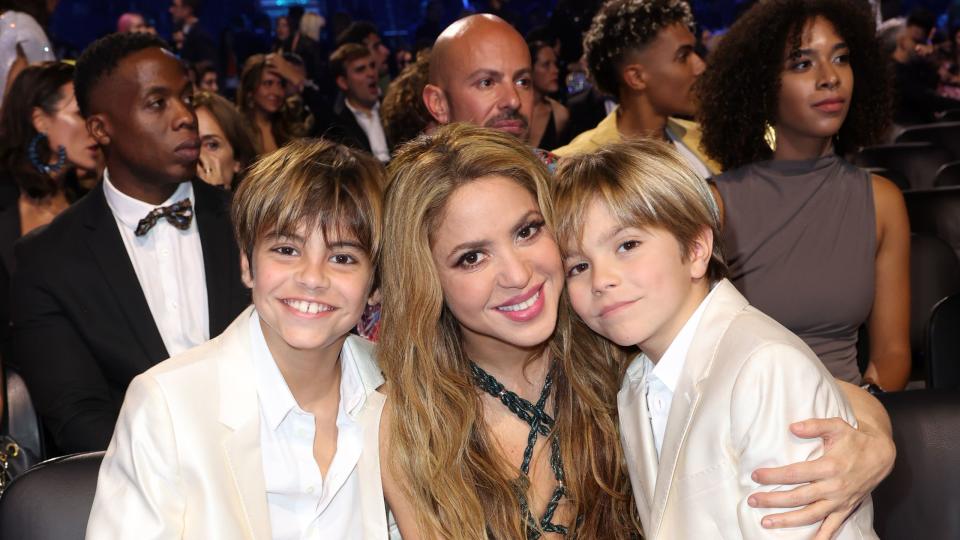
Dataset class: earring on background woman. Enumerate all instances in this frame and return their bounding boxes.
[27,132,66,175]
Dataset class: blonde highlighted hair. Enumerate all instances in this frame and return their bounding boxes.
[380,123,639,539]
[554,138,727,282]
[231,138,385,268]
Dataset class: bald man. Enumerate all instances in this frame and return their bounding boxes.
[422,14,533,139]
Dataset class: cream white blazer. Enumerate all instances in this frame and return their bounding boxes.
[85,306,389,540]
[619,280,877,540]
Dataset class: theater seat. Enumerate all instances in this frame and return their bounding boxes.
[926,293,960,390]
[934,161,960,187]
[873,390,960,540]
[910,234,960,373]
[904,187,960,263]
[896,121,960,160]
[853,142,952,190]
[0,451,103,540]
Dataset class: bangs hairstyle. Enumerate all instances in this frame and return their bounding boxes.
[697,0,892,171]
[231,138,385,268]
[380,122,638,540]
[554,139,727,282]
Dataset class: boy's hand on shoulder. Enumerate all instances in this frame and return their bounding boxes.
[748,417,895,539]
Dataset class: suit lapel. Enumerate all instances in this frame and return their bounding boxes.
[648,280,746,538]
[82,183,167,366]
[218,307,271,540]
[194,180,241,335]
[617,370,659,531]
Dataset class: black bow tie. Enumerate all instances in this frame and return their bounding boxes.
[135,198,193,236]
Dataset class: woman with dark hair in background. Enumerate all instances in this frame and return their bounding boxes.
[0,0,56,103]
[193,91,258,190]
[236,54,304,154]
[527,40,569,150]
[0,62,99,360]
[699,0,911,391]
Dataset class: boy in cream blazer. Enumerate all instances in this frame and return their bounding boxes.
[86,139,391,539]
[554,140,877,539]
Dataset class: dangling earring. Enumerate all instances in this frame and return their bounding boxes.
[28,133,67,175]
[764,121,777,152]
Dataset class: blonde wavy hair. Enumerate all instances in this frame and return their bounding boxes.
[379,123,639,539]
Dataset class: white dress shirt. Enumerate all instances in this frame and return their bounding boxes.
[102,171,209,356]
[344,98,390,162]
[625,284,719,458]
[249,312,365,540]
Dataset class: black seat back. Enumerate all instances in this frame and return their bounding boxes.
[854,142,952,190]
[910,234,960,371]
[926,293,960,389]
[904,187,960,263]
[896,122,960,160]
[934,161,960,187]
[0,451,103,540]
[873,390,960,540]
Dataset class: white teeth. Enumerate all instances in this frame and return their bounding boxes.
[497,289,541,312]
[284,300,333,314]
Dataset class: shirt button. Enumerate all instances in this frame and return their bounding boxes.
[307,486,315,494]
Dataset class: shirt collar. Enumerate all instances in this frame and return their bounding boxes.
[343,97,379,118]
[249,310,367,432]
[624,282,720,391]
[102,168,195,231]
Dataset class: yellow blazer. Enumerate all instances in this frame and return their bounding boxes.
[619,280,876,539]
[552,109,722,175]
[85,306,389,539]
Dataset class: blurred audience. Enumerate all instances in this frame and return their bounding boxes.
[191,60,218,93]
[326,43,389,162]
[116,12,149,34]
[527,40,569,149]
[0,0,56,103]
[169,0,217,68]
[891,8,960,125]
[237,53,304,154]
[193,90,257,189]
[0,62,100,358]
[381,51,434,150]
[337,21,391,92]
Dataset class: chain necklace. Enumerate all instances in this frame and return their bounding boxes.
[470,361,568,538]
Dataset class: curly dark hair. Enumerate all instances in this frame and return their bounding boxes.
[583,0,693,97]
[381,52,433,151]
[74,32,170,118]
[697,0,892,171]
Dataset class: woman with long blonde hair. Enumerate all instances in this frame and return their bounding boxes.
[378,123,638,539]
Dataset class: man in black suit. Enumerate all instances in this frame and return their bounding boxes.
[326,43,390,162]
[10,33,249,454]
[169,0,217,67]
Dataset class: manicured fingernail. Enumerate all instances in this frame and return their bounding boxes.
[748,496,757,507]
[762,518,775,528]
[751,471,759,481]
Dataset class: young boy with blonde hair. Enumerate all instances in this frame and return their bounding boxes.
[553,139,877,539]
[87,139,390,539]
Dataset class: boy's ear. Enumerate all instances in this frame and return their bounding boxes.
[240,251,254,289]
[687,226,713,280]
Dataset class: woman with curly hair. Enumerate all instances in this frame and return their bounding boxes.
[698,0,910,390]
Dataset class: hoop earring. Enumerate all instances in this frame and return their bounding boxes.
[28,133,67,175]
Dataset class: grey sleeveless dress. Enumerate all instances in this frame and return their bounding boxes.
[713,155,876,383]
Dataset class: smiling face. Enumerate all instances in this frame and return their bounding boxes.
[254,69,286,114]
[89,47,199,187]
[429,175,563,360]
[775,17,853,147]
[242,222,375,361]
[564,199,710,360]
[39,82,99,170]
